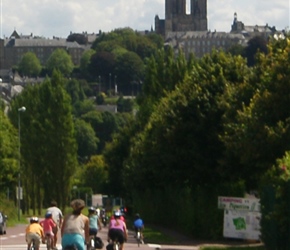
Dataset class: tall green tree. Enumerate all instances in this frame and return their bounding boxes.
[9,70,78,211]
[114,51,144,90]
[18,52,42,77]
[46,49,74,76]
[0,109,18,193]
[74,118,99,162]
[81,155,108,193]
[80,49,95,78]
[222,36,290,190]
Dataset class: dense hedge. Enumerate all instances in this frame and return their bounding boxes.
[131,181,245,240]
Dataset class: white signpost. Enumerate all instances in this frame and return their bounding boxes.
[218,196,261,240]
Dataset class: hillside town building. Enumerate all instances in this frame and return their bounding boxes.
[155,1,284,59]
[0,30,97,73]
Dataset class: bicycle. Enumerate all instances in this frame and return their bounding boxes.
[136,229,142,247]
[45,233,53,250]
[88,234,95,250]
[29,239,36,250]
[108,238,120,250]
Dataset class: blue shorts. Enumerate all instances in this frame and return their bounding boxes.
[62,234,85,250]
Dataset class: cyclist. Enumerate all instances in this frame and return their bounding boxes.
[133,213,144,243]
[25,217,45,250]
[110,209,125,222]
[40,211,56,248]
[108,211,128,250]
[61,199,90,250]
[46,200,63,249]
[88,207,102,246]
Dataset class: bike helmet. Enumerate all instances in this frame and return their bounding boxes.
[88,206,96,213]
[45,211,52,219]
[114,211,121,218]
[30,216,39,223]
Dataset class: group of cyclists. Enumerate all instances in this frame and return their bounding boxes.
[25,199,144,250]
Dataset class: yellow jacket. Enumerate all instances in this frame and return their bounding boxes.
[26,223,44,238]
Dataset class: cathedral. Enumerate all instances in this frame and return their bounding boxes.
[155,0,208,37]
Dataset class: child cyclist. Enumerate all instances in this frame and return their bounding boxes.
[25,217,45,250]
[133,213,144,243]
[40,211,56,248]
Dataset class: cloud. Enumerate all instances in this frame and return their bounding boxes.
[1,0,288,38]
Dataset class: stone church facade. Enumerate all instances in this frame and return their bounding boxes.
[155,0,208,37]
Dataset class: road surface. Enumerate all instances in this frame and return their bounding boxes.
[0,223,198,250]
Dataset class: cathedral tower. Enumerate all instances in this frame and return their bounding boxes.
[165,0,208,35]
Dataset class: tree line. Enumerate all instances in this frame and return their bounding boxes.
[1,27,289,247]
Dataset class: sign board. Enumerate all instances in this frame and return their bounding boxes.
[223,209,261,240]
[92,194,103,207]
[16,187,23,200]
[218,196,261,240]
[218,196,260,212]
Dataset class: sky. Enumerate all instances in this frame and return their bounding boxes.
[0,0,289,39]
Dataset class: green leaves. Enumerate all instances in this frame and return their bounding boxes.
[18,52,42,77]
[46,48,74,76]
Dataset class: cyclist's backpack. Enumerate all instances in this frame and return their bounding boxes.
[106,243,114,250]
[95,236,104,249]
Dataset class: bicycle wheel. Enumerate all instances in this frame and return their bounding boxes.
[90,236,95,250]
[46,236,52,250]
[30,240,35,250]
[113,242,119,250]
[137,231,141,247]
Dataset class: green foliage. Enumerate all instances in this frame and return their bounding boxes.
[221,36,290,190]
[74,118,99,162]
[114,51,144,89]
[81,155,108,193]
[96,92,105,105]
[9,70,78,211]
[46,48,74,76]
[0,110,18,193]
[88,28,163,93]
[131,182,244,240]
[18,52,42,77]
[260,151,290,249]
[116,96,134,113]
[88,51,115,81]
[244,35,268,66]
[65,78,86,104]
[137,47,189,125]
[80,49,95,78]
[73,98,96,117]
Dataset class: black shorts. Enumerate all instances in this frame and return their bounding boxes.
[89,228,98,236]
[134,226,142,234]
[108,228,125,244]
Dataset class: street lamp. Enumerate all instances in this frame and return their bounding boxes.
[109,73,111,96]
[114,75,117,95]
[98,75,101,93]
[17,106,26,221]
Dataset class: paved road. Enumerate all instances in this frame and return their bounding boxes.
[0,223,198,250]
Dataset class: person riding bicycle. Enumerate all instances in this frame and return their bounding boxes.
[88,206,102,245]
[108,211,128,250]
[110,209,125,222]
[25,217,45,250]
[133,213,144,243]
[46,200,63,249]
[61,199,90,250]
[40,211,56,248]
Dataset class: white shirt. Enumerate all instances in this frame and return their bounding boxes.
[47,206,63,227]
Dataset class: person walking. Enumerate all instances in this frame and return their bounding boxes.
[47,200,63,249]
